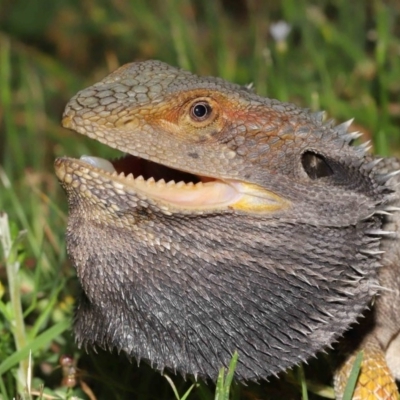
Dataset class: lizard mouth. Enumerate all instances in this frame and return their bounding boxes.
[56,153,289,213]
[110,154,205,184]
[84,153,242,209]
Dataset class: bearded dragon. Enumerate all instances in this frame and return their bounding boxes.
[55,60,400,398]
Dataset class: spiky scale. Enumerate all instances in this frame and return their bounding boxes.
[333,118,354,136]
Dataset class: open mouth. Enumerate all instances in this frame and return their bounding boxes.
[104,154,206,184]
[56,152,290,213]
[69,153,246,210]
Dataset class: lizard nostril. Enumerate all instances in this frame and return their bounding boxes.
[190,101,212,121]
[301,151,334,180]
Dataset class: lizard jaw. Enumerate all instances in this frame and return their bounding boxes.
[55,154,290,213]
[82,154,243,210]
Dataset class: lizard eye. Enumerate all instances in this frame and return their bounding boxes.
[190,101,212,121]
[301,151,334,180]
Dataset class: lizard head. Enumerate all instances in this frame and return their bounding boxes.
[55,60,393,380]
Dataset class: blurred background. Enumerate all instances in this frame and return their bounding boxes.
[0,0,400,399]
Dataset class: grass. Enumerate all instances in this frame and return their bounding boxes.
[0,0,400,399]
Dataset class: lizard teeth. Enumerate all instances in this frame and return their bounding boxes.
[76,155,288,211]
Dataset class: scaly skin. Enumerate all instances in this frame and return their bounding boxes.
[55,60,399,395]
[334,158,400,399]
[335,339,398,399]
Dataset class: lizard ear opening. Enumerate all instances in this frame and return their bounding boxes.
[301,151,334,180]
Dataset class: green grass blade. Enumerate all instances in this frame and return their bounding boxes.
[164,374,181,400]
[0,319,70,376]
[222,351,238,400]
[214,366,225,400]
[180,383,196,400]
[214,352,239,400]
[0,213,28,390]
[164,373,197,400]
[342,351,363,400]
[0,375,10,400]
[297,364,308,400]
